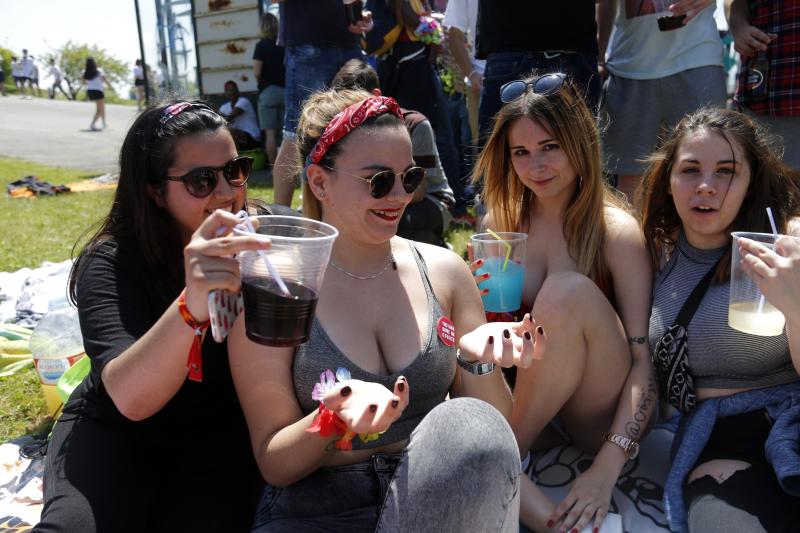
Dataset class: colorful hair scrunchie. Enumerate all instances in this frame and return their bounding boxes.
[306,367,382,451]
[302,96,403,181]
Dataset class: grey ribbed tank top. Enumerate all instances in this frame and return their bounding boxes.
[649,232,798,389]
[293,240,456,450]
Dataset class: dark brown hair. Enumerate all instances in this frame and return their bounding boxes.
[639,107,800,281]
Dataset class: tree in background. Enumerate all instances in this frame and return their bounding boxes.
[1,48,14,93]
[40,42,128,100]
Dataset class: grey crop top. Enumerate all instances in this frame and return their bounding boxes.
[649,232,798,389]
[293,240,457,450]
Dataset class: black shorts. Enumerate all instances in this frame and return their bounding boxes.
[0,71,5,83]
[87,89,104,101]
[134,78,145,87]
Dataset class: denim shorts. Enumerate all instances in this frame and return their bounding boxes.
[252,454,402,532]
[283,44,364,139]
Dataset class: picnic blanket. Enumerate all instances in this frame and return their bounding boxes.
[7,174,117,199]
[0,436,45,532]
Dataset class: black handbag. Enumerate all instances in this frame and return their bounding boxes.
[652,258,721,414]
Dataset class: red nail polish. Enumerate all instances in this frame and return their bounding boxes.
[594,528,599,533]
[546,520,554,528]
[537,326,544,335]
[488,335,494,345]
[341,386,351,397]
[476,258,483,266]
[571,529,578,533]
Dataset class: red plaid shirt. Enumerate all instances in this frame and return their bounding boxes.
[735,0,800,116]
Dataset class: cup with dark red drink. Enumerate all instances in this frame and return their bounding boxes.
[235,215,338,347]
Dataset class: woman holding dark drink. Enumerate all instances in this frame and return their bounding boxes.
[35,102,266,532]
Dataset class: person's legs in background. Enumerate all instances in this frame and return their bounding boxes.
[396,197,446,247]
[258,84,285,169]
[273,45,363,206]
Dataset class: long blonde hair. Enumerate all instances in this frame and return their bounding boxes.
[474,74,622,282]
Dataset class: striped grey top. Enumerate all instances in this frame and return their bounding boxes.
[649,232,798,389]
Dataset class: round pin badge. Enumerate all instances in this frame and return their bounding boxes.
[436,316,456,347]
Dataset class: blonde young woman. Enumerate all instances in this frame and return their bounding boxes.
[229,89,545,531]
[473,73,656,533]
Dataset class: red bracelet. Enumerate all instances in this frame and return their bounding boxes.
[177,288,210,382]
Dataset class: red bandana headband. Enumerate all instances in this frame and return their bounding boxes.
[307,96,403,167]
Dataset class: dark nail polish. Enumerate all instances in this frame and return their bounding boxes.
[391,399,399,408]
[571,529,578,533]
[340,386,351,397]
[503,329,510,339]
[537,326,544,335]
[369,404,377,413]
[594,528,599,533]
[398,382,405,392]
[546,520,554,528]
[488,335,494,345]
[524,331,532,340]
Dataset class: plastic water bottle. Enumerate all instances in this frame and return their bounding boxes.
[29,297,85,416]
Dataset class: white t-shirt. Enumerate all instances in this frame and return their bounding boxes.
[133,65,144,79]
[21,56,34,78]
[11,61,22,77]
[606,4,723,80]
[220,97,262,141]
[443,0,485,77]
[86,68,105,91]
[49,65,62,82]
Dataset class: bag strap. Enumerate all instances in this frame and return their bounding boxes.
[674,257,723,328]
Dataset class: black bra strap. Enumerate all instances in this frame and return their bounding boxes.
[675,257,724,328]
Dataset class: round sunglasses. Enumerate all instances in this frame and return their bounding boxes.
[499,73,566,104]
[165,156,253,198]
[322,165,426,199]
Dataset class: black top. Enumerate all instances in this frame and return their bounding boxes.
[63,238,260,501]
[476,0,599,59]
[253,38,286,91]
[281,0,360,48]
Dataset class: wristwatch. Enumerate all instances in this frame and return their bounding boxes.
[456,351,495,375]
[604,433,640,461]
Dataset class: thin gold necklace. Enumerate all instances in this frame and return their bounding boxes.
[328,253,397,280]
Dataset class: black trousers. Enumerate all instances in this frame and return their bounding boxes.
[34,415,261,533]
[396,197,446,248]
[686,410,800,532]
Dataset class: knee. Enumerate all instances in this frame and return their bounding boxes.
[687,494,762,533]
[417,398,520,478]
[534,272,603,326]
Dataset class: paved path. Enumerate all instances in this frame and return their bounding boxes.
[0,97,139,173]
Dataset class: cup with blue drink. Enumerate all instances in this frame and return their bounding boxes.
[470,232,528,313]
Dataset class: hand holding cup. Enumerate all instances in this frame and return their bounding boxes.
[739,235,800,325]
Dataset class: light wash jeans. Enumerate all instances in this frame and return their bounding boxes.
[251,397,521,532]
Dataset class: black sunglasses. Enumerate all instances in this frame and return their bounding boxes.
[322,165,426,199]
[500,73,566,104]
[165,156,253,198]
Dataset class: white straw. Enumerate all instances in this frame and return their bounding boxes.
[757,207,779,313]
[236,211,292,298]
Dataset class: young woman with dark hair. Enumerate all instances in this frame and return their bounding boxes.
[82,57,113,131]
[35,102,266,532]
[641,107,800,533]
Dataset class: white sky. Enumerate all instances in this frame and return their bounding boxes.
[0,0,140,74]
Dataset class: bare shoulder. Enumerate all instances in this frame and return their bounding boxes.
[604,205,644,244]
[787,217,800,237]
[408,239,469,278]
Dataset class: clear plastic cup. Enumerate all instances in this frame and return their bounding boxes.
[729,232,785,336]
[235,215,338,346]
[471,232,528,313]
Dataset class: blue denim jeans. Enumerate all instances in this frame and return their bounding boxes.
[282,44,364,139]
[478,51,601,146]
[251,398,521,532]
[445,92,475,215]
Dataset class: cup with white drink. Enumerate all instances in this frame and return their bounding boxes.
[729,231,786,336]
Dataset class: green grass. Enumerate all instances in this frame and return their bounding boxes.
[0,156,473,442]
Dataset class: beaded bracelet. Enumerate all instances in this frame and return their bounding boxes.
[177,288,210,382]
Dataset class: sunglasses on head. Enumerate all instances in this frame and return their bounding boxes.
[165,156,253,198]
[500,73,567,104]
[322,165,426,199]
